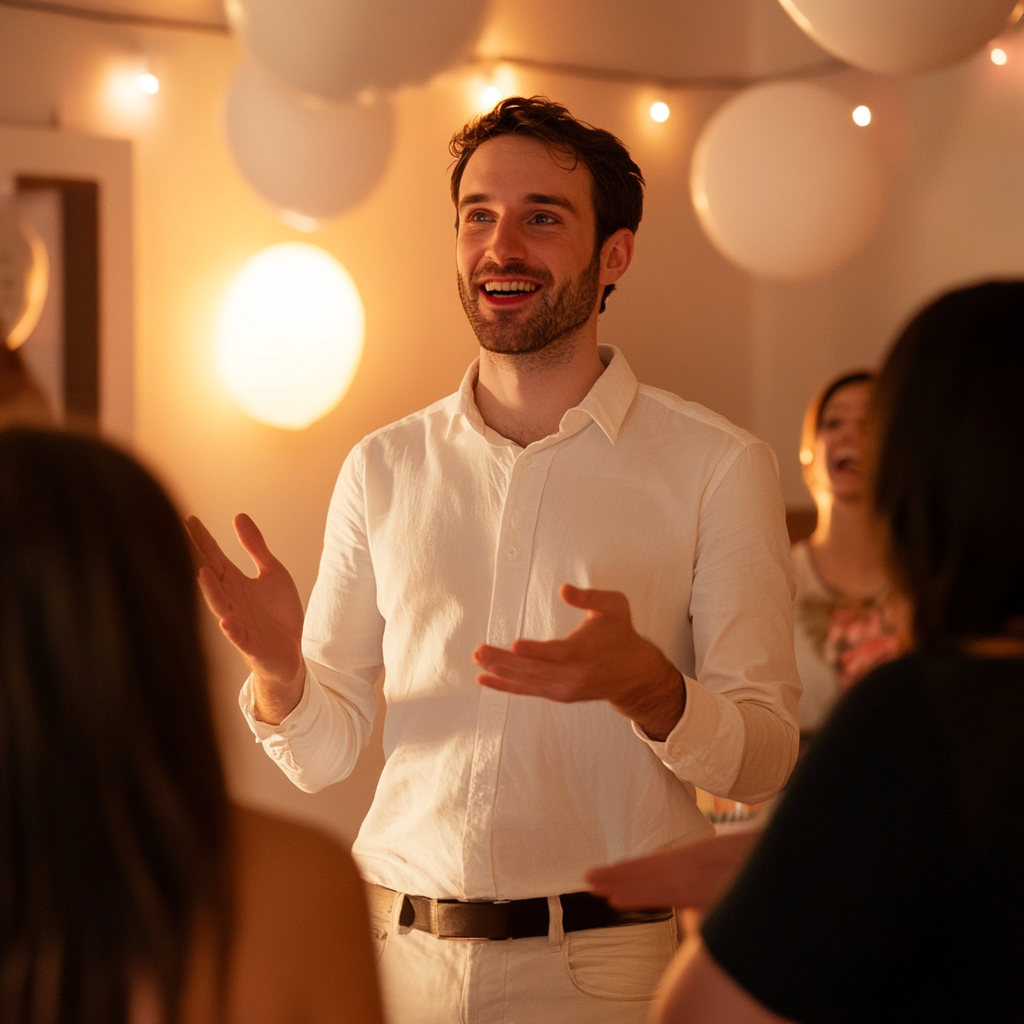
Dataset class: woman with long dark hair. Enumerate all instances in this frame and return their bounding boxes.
[648,280,1024,1022]
[0,428,384,1024]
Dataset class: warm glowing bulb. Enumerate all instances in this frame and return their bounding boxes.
[991,47,1008,65]
[799,448,814,466]
[480,85,501,110]
[137,73,160,94]
[216,243,364,430]
[852,105,871,127]
[650,101,670,123]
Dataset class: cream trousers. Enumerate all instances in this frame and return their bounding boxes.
[369,893,679,1024]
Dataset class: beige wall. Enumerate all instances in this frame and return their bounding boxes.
[2,5,1022,843]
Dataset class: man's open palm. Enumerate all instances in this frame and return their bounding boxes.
[187,513,304,689]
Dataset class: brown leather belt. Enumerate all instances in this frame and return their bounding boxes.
[367,883,672,940]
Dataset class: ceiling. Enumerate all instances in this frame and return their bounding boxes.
[8,0,833,80]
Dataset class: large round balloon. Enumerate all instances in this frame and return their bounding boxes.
[691,81,888,281]
[0,205,48,350]
[778,0,1021,75]
[225,61,394,221]
[227,0,492,102]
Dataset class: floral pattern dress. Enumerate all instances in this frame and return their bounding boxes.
[791,540,899,735]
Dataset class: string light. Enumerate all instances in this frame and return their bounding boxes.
[852,105,871,127]
[649,101,670,123]
[991,47,1008,66]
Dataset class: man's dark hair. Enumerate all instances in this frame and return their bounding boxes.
[873,280,1024,648]
[449,95,645,313]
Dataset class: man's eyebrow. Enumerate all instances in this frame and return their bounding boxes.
[456,192,578,213]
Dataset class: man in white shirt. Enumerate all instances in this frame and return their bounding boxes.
[189,96,800,1024]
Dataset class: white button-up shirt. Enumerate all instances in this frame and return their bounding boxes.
[242,347,800,900]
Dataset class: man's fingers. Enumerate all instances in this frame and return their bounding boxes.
[507,637,572,661]
[185,515,227,575]
[476,673,548,697]
[585,864,662,909]
[197,565,233,618]
[559,583,629,618]
[473,644,576,684]
[234,513,280,574]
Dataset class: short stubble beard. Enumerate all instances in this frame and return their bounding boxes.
[458,250,601,361]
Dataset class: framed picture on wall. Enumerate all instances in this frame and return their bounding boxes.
[0,124,133,440]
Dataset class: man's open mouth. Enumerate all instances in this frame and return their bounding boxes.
[480,280,541,304]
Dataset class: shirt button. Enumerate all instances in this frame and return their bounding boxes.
[505,545,518,560]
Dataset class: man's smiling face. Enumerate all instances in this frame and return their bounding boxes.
[455,135,602,356]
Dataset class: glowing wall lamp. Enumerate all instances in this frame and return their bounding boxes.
[216,243,364,430]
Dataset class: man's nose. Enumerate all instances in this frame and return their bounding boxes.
[486,216,527,265]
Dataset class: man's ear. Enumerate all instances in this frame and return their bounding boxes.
[599,228,635,286]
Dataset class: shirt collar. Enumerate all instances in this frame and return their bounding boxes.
[445,345,639,446]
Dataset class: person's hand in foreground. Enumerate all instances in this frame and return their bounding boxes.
[586,830,762,913]
[186,514,305,724]
[473,584,684,740]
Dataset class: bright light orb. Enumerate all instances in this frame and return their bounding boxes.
[852,104,872,126]
[216,243,364,430]
[480,84,502,110]
[991,46,1009,64]
[137,73,160,95]
[650,101,671,123]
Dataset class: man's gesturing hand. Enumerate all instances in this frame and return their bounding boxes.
[472,584,685,741]
[186,514,305,725]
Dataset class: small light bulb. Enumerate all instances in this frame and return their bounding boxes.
[137,73,160,95]
[852,105,871,127]
[480,85,501,110]
[799,449,814,466]
[650,101,670,123]
[991,47,1008,66]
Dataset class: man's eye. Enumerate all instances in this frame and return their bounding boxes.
[469,211,490,222]
[531,213,555,224]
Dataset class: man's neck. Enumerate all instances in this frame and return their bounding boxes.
[474,330,606,448]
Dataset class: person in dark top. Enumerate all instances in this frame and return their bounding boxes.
[647,280,1024,1024]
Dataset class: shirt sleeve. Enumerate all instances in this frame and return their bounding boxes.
[701,662,954,1024]
[635,440,801,802]
[239,441,385,793]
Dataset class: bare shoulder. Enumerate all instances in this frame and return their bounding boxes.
[227,806,383,1024]
[232,805,363,896]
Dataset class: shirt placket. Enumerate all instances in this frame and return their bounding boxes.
[460,443,556,898]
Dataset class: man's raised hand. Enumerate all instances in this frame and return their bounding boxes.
[472,584,685,741]
[186,513,305,724]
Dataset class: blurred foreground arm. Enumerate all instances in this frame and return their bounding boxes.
[586,829,761,912]
[652,934,795,1024]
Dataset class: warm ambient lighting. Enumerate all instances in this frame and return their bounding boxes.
[852,105,872,127]
[480,84,502,111]
[216,243,364,430]
[137,73,160,94]
[650,101,670,123]
[799,448,814,466]
[991,47,1008,65]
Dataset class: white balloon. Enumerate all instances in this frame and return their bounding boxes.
[691,82,888,281]
[778,0,1021,75]
[224,61,393,221]
[227,0,492,102]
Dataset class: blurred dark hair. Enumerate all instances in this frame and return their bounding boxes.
[873,280,1024,648]
[449,95,645,313]
[0,428,232,1023]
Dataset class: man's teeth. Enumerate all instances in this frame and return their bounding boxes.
[483,281,539,294]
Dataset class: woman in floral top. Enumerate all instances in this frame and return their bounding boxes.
[792,370,901,738]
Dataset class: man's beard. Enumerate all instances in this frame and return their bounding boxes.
[458,252,601,356]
